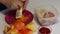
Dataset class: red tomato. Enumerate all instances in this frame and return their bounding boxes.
[19,28,32,34]
[13,21,25,30]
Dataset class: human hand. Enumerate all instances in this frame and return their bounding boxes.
[1,0,29,10]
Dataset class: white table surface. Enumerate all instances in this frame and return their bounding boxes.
[0,0,60,34]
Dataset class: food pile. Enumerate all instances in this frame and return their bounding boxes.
[4,10,37,34]
[4,21,37,34]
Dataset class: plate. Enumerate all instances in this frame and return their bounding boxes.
[5,9,33,25]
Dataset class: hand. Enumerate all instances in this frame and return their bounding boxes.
[22,0,29,9]
[1,0,29,10]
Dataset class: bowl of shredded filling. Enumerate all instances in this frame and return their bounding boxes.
[35,5,58,26]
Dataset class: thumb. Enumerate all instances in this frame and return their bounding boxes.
[18,1,23,7]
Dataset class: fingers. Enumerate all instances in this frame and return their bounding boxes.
[23,0,29,9]
[10,3,18,9]
[18,1,23,7]
[9,0,23,10]
[3,0,29,10]
[19,0,29,9]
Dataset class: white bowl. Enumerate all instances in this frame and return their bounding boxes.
[35,4,58,26]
